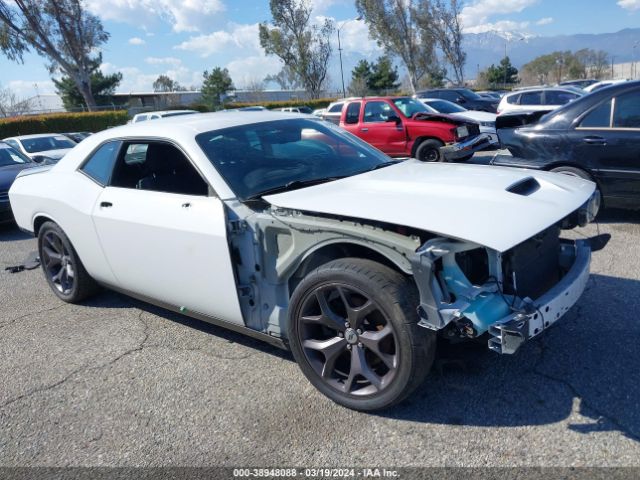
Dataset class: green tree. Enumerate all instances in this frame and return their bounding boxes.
[201,67,234,110]
[259,0,333,99]
[368,56,400,93]
[264,65,301,90]
[356,0,437,93]
[485,57,519,86]
[53,56,121,110]
[0,0,110,110]
[153,74,183,92]
[420,0,466,86]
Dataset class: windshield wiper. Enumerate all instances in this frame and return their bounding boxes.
[357,160,402,174]
[245,176,347,201]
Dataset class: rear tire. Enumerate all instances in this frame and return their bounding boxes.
[415,139,444,162]
[288,258,436,411]
[38,221,100,303]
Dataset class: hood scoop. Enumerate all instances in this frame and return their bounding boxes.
[506,177,540,196]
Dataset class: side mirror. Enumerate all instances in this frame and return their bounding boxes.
[386,115,402,124]
[32,155,46,164]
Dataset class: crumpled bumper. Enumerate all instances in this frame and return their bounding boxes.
[488,239,592,354]
[441,133,492,160]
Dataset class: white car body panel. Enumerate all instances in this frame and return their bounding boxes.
[417,99,498,144]
[92,187,243,323]
[264,160,595,252]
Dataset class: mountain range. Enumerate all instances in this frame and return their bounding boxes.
[463,27,640,78]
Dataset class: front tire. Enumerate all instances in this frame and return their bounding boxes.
[288,258,436,411]
[415,139,444,162]
[38,221,99,303]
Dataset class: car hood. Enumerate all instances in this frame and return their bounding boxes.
[264,160,595,252]
[0,163,36,191]
[452,111,496,123]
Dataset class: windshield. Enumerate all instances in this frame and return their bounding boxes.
[0,144,32,166]
[196,118,392,201]
[392,98,430,117]
[425,99,467,113]
[459,89,483,100]
[21,135,75,153]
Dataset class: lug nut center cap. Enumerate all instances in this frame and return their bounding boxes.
[345,328,358,345]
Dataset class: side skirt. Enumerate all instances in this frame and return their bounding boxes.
[104,284,289,351]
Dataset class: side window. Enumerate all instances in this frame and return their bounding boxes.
[328,103,343,113]
[363,101,393,123]
[613,91,640,128]
[519,91,543,105]
[579,100,612,128]
[345,102,361,124]
[133,115,147,123]
[506,94,520,105]
[545,90,578,105]
[80,141,121,185]
[5,139,19,149]
[110,141,209,196]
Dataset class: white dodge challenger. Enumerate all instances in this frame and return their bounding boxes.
[9,111,603,411]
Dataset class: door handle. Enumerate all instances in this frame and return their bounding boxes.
[583,136,607,146]
[182,202,192,208]
[100,201,113,208]
[360,128,369,132]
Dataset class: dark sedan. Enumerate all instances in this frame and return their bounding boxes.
[495,80,640,210]
[0,142,36,224]
[415,88,499,113]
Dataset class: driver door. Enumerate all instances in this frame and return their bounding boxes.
[91,140,244,325]
[358,100,407,155]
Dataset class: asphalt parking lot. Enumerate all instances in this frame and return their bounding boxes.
[1,204,640,467]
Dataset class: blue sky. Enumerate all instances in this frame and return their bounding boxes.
[2,0,640,99]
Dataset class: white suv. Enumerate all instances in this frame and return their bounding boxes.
[497,88,584,115]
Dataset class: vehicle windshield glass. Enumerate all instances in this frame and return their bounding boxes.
[0,144,32,166]
[392,98,430,117]
[21,135,75,153]
[196,118,392,201]
[459,89,482,100]
[426,100,467,113]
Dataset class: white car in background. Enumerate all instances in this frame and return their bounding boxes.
[131,110,198,123]
[584,79,628,93]
[497,88,585,115]
[9,111,601,411]
[417,98,499,146]
[2,134,76,163]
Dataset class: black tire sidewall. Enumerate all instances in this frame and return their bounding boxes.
[415,140,443,162]
[288,259,432,411]
[37,222,83,302]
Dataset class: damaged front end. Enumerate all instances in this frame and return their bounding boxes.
[410,203,605,354]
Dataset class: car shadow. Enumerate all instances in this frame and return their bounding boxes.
[48,272,640,442]
[0,222,32,241]
[80,290,291,361]
[597,208,640,225]
[378,273,640,442]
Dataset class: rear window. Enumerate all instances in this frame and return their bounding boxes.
[545,90,578,105]
[21,135,75,153]
[345,102,361,124]
[328,103,344,113]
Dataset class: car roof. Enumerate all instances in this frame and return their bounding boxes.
[134,110,197,117]
[92,111,313,140]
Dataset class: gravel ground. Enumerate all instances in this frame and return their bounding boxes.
[1,206,639,468]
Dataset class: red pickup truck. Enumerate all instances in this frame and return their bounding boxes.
[337,96,489,162]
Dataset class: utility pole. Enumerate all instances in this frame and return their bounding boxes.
[337,16,363,98]
[611,56,615,79]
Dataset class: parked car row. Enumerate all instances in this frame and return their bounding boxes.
[495,80,640,210]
